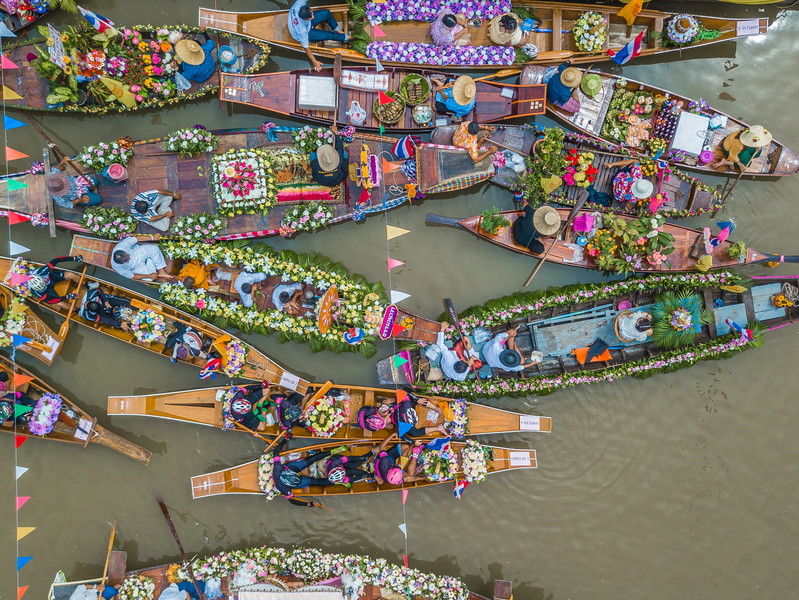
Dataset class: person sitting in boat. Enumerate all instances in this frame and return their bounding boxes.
[288,0,349,72]
[226,381,274,431]
[616,311,653,343]
[324,450,372,487]
[130,189,181,232]
[430,11,471,46]
[711,125,772,172]
[178,260,214,290]
[452,121,498,163]
[164,323,212,363]
[545,61,582,114]
[78,281,133,332]
[357,393,447,437]
[271,437,338,506]
[111,234,177,283]
[482,328,540,372]
[46,159,101,209]
[233,271,268,308]
[433,321,480,381]
[0,390,36,428]
[487,13,525,46]
[373,433,426,486]
[27,255,84,309]
[273,282,305,315]
[432,75,476,119]
[175,32,216,84]
[310,125,348,186]
[511,203,561,255]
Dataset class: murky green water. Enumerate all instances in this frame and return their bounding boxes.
[3,1,799,599]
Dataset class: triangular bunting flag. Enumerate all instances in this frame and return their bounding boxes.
[379,125,385,136]
[16,497,31,511]
[14,404,33,418]
[9,301,27,316]
[387,258,404,271]
[16,466,28,480]
[8,212,30,225]
[6,179,29,191]
[402,555,409,568]
[392,354,408,368]
[12,334,32,348]
[15,436,27,448]
[9,272,31,286]
[402,489,408,504]
[391,323,406,337]
[6,146,29,161]
[9,241,30,255]
[17,557,32,571]
[359,188,370,204]
[374,57,384,72]
[3,115,26,130]
[398,523,407,537]
[14,374,34,386]
[0,21,17,37]
[2,54,19,69]
[17,527,36,541]
[17,587,28,600]
[390,289,410,304]
[2,85,23,100]
[395,390,408,402]
[398,421,413,438]
[377,90,394,105]
[386,225,409,240]
[382,158,401,173]
[373,24,386,38]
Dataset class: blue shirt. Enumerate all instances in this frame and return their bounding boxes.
[288,0,312,48]
[180,40,216,83]
[435,87,476,118]
[546,63,573,106]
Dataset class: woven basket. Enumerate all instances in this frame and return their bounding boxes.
[400,74,430,106]
[613,310,635,342]
[373,91,406,125]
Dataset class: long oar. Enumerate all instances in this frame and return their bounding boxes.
[156,498,207,600]
[225,416,274,443]
[99,522,116,592]
[522,190,590,287]
[263,380,333,453]
[58,264,88,339]
[719,152,756,204]
[23,114,96,190]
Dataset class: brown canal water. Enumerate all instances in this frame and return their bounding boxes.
[2,1,799,598]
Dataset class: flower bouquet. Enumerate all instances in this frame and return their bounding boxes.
[129,309,167,343]
[460,439,491,483]
[212,149,278,217]
[573,12,606,52]
[223,340,248,377]
[665,14,699,46]
[117,575,156,600]
[163,126,219,158]
[304,394,346,437]
[292,126,334,154]
[80,207,139,239]
[418,444,459,482]
[562,149,598,188]
[280,202,334,234]
[365,0,510,25]
[366,41,515,67]
[216,388,239,429]
[170,212,226,242]
[651,290,710,349]
[7,259,35,298]
[257,453,280,499]
[78,139,134,172]
[443,399,468,438]
[0,298,27,347]
[28,393,62,436]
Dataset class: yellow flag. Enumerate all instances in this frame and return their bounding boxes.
[9,301,28,316]
[617,0,643,27]
[2,85,22,100]
[17,527,36,541]
[386,225,409,240]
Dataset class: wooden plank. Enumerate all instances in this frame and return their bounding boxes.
[44,149,57,238]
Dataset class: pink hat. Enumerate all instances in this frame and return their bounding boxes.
[386,467,403,485]
[572,213,594,233]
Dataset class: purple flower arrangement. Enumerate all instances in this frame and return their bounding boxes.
[366,41,514,66]
[366,0,510,25]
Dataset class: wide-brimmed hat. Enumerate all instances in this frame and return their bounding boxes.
[317,144,341,171]
[533,205,561,236]
[46,172,70,195]
[631,178,654,199]
[452,75,476,106]
[499,349,521,368]
[581,73,602,98]
[560,67,583,89]
[739,125,772,148]
[175,39,206,66]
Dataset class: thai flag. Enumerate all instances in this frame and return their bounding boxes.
[453,479,471,499]
[199,358,223,379]
[425,436,451,452]
[608,31,644,65]
[78,6,116,33]
[725,319,754,341]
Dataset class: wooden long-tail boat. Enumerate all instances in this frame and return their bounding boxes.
[199,3,767,70]
[0,25,269,114]
[191,439,537,499]
[108,382,552,438]
[0,354,151,463]
[425,207,796,273]
[219,66,546,133]
[375,272,799,398]
[0,285,64,364]
[520,66,799,178]
[1,6,50,34]
[0,256,309,390]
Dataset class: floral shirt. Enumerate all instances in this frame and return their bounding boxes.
[430,11,462,45]
[452,121,480,161]
[612,163,645,203]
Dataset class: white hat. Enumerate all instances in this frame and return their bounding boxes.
[631,178,654,199]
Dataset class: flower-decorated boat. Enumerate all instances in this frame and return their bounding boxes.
[49,544,502,600]
[0,22,269,114]
[0,353,151,463]
[520,66,799,178]
[0,256,307,388]
[375,271,799,399]
[425,207,797,274]
[0,285,64,364]
[199,2,767,70]
[108,382,552,438]
[191,439,537,500]
[431,124,723,219]
[68,236,389,357]
[1,0,51,34]
[219,65,546,133]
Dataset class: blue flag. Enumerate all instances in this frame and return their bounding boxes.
[0,22,16,38]
[398,421,413,439]
[12,334,31,348]
[3,116,26,130]
[17,556,32,571]
[425,436,451,451]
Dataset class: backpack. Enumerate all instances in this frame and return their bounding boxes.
[357,406,386,432]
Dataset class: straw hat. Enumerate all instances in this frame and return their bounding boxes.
[317,144,341,171]
[46,172,71,195]
[451,76,476,106]
[560,67,583,89]
[533,205,561,236]
[739,125,772,148]
[630,178,654,199]
[175,39,207,66]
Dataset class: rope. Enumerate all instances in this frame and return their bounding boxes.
[781,283,799,307]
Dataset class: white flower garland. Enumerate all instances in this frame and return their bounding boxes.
[117,575,155,600]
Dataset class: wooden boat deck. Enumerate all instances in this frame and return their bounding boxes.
[191,439,537,499]
[0,286,64,364]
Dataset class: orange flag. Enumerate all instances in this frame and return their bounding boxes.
[382,158,401,173]
[377,90,394,105]
[617,0,643,27]
[14,374,34,387]
[18,587,29,600]
[6,146,29,161]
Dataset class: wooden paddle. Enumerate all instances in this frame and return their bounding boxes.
[522,189,590,287]
[156,498,207,600]
[99,522,116,592]
[332,53,342,129]
[23,114,96,190]
[263,380,333,453]
[225,416,274,443]
[58,264,88,339]
[720,151,756,204]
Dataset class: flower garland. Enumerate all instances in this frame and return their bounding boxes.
[169,212,226,242]
[280,202,334,234]
[0,297,27,347]
[256,454,280,499]
[366,42,515,66]
[78,139,134,172]
[129,309,166,343]
[573,12,606,52]
[157,240,387,357]
[117,575,156,600]
[212,149,278,217]
[173,546,469,600]
[292,126,334,153]
[665,14,699,45]
[216,388,238,430]
[364,0,511,24]
[28,393,62,436]
[163,126,219,158]
[6,259,35,298]
[460,440,491,483]
[418,444,459,482]
[79,207,138,240]
[223,340,247,377]
[304,394,347,437]
[443,398,468,438]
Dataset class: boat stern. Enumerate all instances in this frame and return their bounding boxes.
[773,145,799,177]
[376,355,413,386]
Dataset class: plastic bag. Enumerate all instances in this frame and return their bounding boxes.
[346,101,367,125]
